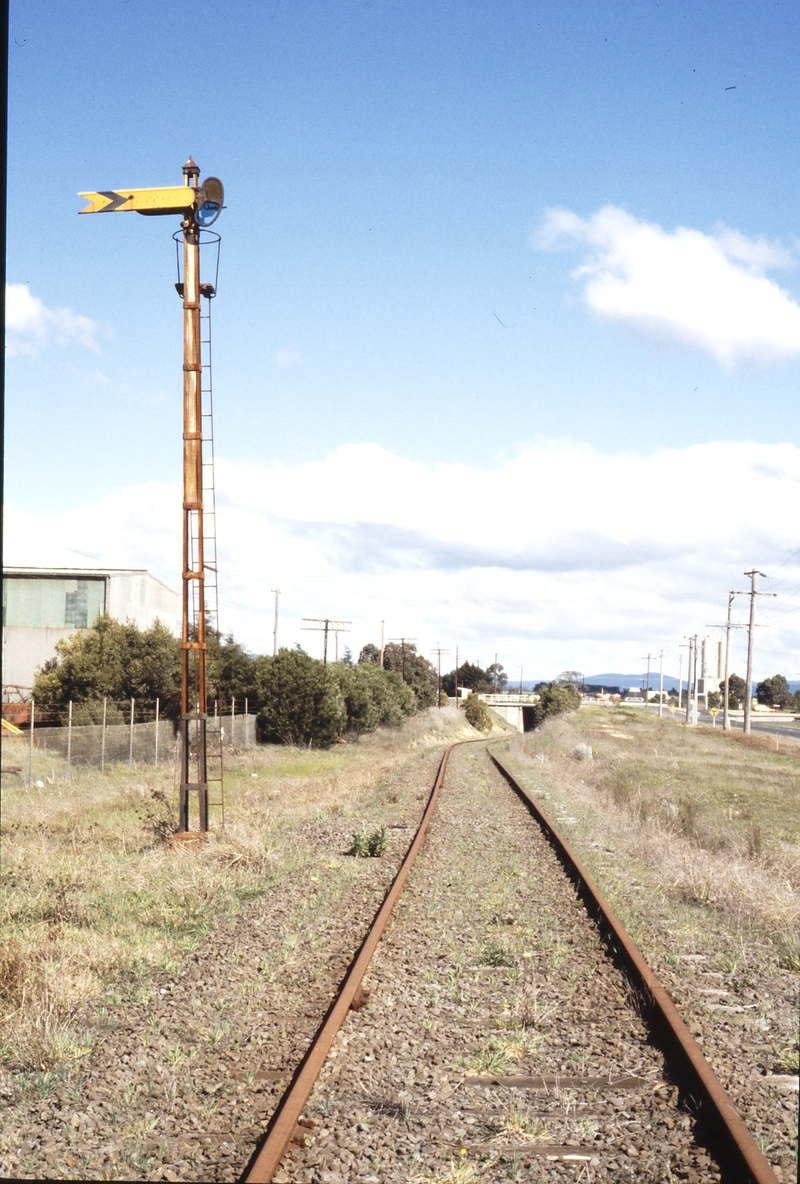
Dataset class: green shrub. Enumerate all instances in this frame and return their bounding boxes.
[464,693,492,731]
[255,650,346,748]
[530,681,581,729]
[332,663,416,736]
[348,825,388,857]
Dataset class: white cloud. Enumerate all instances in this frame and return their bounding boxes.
[276,345,303,368]
[533,207,800,364]
[5,283,100,356]
[4,441,799,679]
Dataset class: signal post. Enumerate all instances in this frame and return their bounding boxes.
[79,159,224,832]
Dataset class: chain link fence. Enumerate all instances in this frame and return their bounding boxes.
[4,708,258,776]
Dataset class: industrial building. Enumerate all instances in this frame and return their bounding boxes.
[2,566,180,699]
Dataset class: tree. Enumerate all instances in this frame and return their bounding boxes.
[31,614,182,721]
[254,649,346,747]
[369,642,438,709]
[725,673,747,710]
[207,630,258,709]
[441,662,495,697]
[756,674,792,709]
[530,680,581,728]
[358,643,382,665]
[558,671,584,692]
[486,662,508,692]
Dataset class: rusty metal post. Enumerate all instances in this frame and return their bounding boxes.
[179,156,209,832]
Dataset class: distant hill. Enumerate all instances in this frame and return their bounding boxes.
[585,672,681,690]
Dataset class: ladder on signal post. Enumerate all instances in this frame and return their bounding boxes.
[187,282,224,827]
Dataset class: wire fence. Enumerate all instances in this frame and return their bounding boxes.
[2,700,258,781]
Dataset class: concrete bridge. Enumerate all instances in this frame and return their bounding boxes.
[478,693,539,733]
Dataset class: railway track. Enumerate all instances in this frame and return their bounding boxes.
[240,740,779,1184]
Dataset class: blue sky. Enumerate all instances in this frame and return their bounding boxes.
[6,1,800,677]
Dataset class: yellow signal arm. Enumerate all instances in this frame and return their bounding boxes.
[79,186,197,216]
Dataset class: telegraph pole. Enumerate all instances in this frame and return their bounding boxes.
[454,644,459,706]
[641,652,654,706]
[430,644,449,708]
[658,649,663,717]
[271,588,280,656]
[742,571,775,735]
[677,652,682,710]
[680,638,695,724]
[389,637,416,683]
[79,159,225,834]
[380,620,385,668]
[302,618,351,664]
[706,591,744,731]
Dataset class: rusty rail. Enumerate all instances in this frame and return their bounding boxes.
[239,744,458,1183]
[487,746,779,1184]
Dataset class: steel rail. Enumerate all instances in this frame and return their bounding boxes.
[239,743,461,1183]
[487,747,779,1184]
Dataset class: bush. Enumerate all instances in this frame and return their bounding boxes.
[464,693,492,731]
[255,650,346,748]
[575,743,593,761]
[438,690,450,707]
[332,663,416,736]
[348,825,388,857]
[530,681,581,729]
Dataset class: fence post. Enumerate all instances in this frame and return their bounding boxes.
[101,697,107,773]
[232,697,235,748]
[245,697,248,747]
[66,700,73,781]
[155,697,160,768]
[29,699,35,787]
[129,698,135,768]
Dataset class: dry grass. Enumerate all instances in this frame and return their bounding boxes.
[500,706,800,964]
[0,706,476,1073]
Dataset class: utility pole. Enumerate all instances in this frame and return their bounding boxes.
[332,624,350,662]
[680,638,694,724]
[658,649,663,718]
[302,618,351,664]
[389,637,416,683]
[271,587,280,656]
[742,570,775,735]
[706,591,745,731]
[493,652,498,693]
[641,652,654,706]
[430,644,449,708]
[79,158,225,835]
[677,652,682,711]
[380,620,385,668]
[519,666,523,694]
[454,644,459,706]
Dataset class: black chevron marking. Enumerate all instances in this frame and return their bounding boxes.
[98,190,133,211]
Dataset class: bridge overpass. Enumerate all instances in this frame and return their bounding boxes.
[477,692,539,733]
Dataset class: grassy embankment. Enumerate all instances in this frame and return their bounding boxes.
[496,705,800,967]
[0,706,478,1077]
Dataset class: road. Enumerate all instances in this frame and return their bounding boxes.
[644,703,800,741]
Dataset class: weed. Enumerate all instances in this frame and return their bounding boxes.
[504,1111,547,1138]
[478,941,516,968]
[466,1043,508,1075]
[348,825,388,857]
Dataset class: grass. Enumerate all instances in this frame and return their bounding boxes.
[0,706,475,1074]
[499,706,800,957]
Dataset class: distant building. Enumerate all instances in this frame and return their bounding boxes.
[2,566,180,699]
